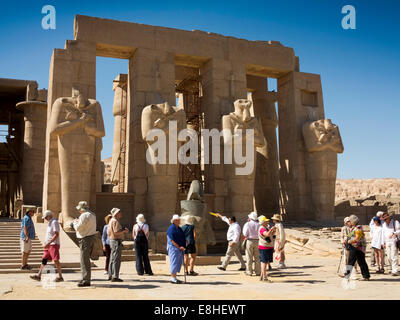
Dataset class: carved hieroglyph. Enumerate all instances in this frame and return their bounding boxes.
[302,119,344,221]
[48,89,105,229]
[222,99,266,223]
[180,180,216,255]
[141,102,186,231]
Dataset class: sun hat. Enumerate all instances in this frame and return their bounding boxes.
[344,217,350,224]
[271,213,282,221]
[110,208,121,217]
[76,201,89,211]
[376,211,384,217]
[42,210,53,219]
[258,215,269,224]
[136,213,145,223]
[171,214,181,223]
[349,214,359,225]
[248,212,258,221]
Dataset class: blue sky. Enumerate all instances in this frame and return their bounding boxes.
[0,0,399,179]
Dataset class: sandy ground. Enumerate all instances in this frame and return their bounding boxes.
[1,252,400,300]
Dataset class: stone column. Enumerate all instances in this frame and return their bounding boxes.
[277,71,325,221]
[111,74,128,192]
[43,40,97,221]
[200,59,247,225]
[16,101,47,205]
[126,48,176,231]
[248,76,280,215]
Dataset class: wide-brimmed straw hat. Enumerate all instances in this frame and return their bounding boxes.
[42,210,53,219]
[110,207,121,217]
[76,201,89,211]
[171,214,180,223]
[271,214,282,221]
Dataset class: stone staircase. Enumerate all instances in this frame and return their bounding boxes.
[0,219,90,273]
[0,220,44,273]
[121,240,165,262]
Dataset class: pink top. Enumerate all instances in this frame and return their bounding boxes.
[259,227,273,250]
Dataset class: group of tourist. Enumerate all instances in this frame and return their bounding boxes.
[20,200,287,286]
[214,212,286,282]
[340,211,400,281]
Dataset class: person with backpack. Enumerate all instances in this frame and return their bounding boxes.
[132,213,153,276]
[181,216,198,276]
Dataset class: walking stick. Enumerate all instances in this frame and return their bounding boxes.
[337,248,344,274]
[183,251,187,284]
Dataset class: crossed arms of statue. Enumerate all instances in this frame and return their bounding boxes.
[49,97,105,138]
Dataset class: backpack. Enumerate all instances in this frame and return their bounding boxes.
[135,224,148,245]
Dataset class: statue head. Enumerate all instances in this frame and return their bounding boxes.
[233,99,252,122]
[72,87,87,109]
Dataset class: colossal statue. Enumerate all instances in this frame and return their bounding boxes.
[222,99,266,223]
[48,88,105,230]
[141,102,186,230]
[302,119,344,221]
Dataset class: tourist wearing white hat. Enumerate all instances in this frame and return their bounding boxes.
[341,217,356,274]
[132,214,153,276]
[271,214,286,269]
[167,214,186,284]
[107,207,128,282]
[242,212,260,276]
[30,210,63,282]
[381,212,400,276]
[343,215,370,280]
[369,211,384,267]
[72,201,97,287]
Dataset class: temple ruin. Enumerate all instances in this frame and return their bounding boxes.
[2,15,344,250]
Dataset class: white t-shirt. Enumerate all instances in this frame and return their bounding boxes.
[45,218,60,245]
[370,224,384,249]
[133,223,149,239]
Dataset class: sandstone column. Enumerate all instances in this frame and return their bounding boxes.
[43,40,97,221]
[277,71,325,221]
[200,59,247,224]
[16,101,47,205]
[126,48,176,231]
[248,76,280,215]
[111,74,128,192]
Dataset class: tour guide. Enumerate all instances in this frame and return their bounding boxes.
[72,201,97,287]
[167,215,186,284]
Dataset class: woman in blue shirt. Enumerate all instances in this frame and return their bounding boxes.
[102,214,112,275]
[167,214,186,284]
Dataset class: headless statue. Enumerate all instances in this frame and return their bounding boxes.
[48,88,105,229]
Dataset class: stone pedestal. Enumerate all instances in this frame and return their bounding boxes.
[16,101,47,206]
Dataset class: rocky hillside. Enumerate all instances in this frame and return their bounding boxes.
[336,178,400,200]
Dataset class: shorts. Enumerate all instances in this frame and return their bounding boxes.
[185,243,196,254]
[42,244,60,261]
[259,248,274,263]
[20,239,32,253]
